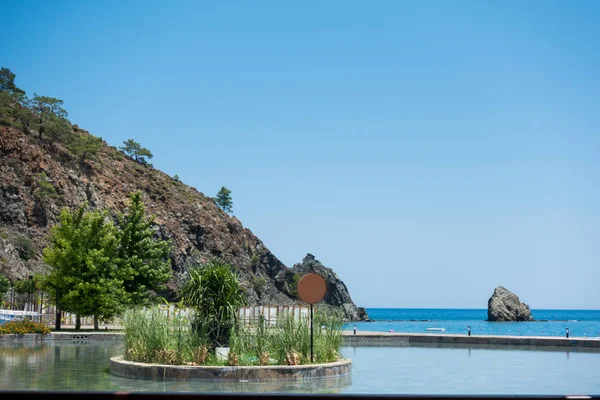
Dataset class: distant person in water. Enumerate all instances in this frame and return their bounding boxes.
[389,329,394,333]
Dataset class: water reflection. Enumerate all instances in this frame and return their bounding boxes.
[0,341,350,393]
[2,341,600,394]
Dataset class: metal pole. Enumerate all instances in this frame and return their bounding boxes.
[310,303,314,363]
[28,275,33,317]
[55,286,61,331]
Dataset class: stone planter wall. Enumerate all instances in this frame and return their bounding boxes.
[110,356,351,382]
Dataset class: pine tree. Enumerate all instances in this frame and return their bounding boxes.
[117,191,172,306]
[68,133,103,163]
[214,186,233,213]
[119,139,153,164]
[29,94,68,140]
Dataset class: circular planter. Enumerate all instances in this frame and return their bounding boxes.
[110,356,351,382]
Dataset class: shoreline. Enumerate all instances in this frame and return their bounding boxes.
[342,331,600,348]
[2,330,600,349]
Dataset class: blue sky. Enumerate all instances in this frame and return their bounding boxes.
[2,1,599,309]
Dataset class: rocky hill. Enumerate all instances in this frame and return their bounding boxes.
[0,125,367,320]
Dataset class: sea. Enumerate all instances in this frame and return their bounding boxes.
[344,308,600,338]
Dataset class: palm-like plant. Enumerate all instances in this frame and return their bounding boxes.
[179,260,246,348]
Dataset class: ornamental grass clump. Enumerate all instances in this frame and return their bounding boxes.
[123,307,207,365]
[313,310,344,363]
[271,312,311,365]
[0,320,51,335]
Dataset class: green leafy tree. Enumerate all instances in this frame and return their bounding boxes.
[179,260,246,348]
[214,186,233,213]
[0,275,10,298]
[29,94,68,140]
[42,205,126,329]
[117,191,172,306]
[119,139,153,164]
[68,133,103,163]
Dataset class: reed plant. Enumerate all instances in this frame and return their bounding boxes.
[122,305,344,366]
[123,307,207,365]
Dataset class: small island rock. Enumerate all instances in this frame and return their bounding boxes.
[487,286,534,322]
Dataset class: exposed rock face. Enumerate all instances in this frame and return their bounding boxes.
[0,126,365,319]
[289,254,368,321]
[487,286,534,322]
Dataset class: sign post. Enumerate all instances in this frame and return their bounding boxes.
[296,273,327,363]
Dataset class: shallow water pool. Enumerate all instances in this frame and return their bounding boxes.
[1,341,599,394]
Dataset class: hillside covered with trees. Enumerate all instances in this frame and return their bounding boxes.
[0,67,367,321]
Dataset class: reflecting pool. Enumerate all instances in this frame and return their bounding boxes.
[1,341,599,394]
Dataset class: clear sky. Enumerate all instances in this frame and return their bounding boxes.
[2,0,599,309]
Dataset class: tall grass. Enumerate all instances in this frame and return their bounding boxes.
[122,306,344,366]
[123,307,206,365]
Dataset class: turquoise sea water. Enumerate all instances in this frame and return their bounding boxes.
[1,341,599,394]
[344,309,600,337]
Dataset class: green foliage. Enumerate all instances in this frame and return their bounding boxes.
[252,276,267,300]
[16,236,35,261]
[173,174,179,181]
[35,172,57,199]
[117,191,172,306]
[0,275,10,297]
[42,205,126,324]
[29,94,69,140]
[119,139,153,164]
[122,306,343,366]
[251,254,260,266]
[0,230,8,240]
[13,276,39,294]
[313,310,344,363]
[67,133,103,163]
[179,260,246,348]
[43,112,72,143]
[0,67,27,127]
[289,273,301,298]
[214,186,233,213]
[0,67,25,94]
[123,307,206,365]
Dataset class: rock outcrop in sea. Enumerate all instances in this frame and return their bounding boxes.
[287,254,368,321]
[487,286,534,321]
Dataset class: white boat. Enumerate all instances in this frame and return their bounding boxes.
[425,327,446,332]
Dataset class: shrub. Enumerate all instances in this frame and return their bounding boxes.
[179,260,246,348]
[252,277,266,299]
[35,172,57,198]
[0,320,51,335]
[289,273,301,298]
[16,236,34,261]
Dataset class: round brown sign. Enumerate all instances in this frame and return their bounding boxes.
[297,273,327,304]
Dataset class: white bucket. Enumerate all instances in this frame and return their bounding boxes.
[215,347,229,361]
